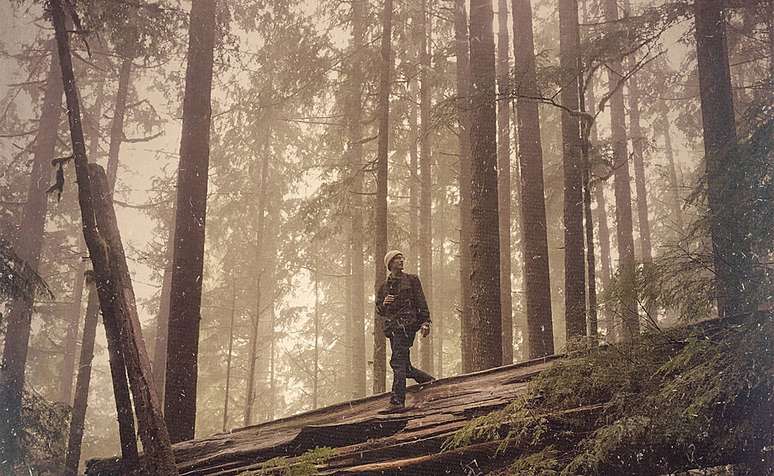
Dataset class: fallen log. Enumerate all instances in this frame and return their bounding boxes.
[86,356,558,474]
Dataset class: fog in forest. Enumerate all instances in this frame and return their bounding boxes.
[0,0,771,474]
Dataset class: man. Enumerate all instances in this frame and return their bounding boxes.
[376,250,434,411]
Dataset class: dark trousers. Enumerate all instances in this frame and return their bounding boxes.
[388,332,434,405]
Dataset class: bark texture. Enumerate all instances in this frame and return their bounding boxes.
[165,0,217,442]
[694,0,754,317]
[418,0,434,375]
[0,41,62,466]
[347,0,367,399]
[469,0,503,370]
[373,0,393,394]
[453,0,474,374]
[511,0,554,358]
[559,0,587,339]
[497,0,514,364]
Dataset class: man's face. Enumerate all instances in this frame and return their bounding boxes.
[390,254,405,272]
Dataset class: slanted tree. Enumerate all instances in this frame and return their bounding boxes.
[48,0,176,471]
[469,0,502,370]
[511,0,554,358]
[559,0,587,339]
[0,40,62,467]
[164,0,217,443]
[373,0,393,394]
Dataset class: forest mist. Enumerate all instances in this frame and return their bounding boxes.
[0,0,771,473]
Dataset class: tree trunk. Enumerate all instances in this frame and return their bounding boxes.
[89,165,175,473]
[60,70,105,405]
[268,304,277,419]
[623,2,653,325]
[373,0,393,394]
[469,0,502,371]
[222,273,237,431]
[418,0,434,375]
[49,2,177,471]
[694,0,754,317]
[602,0,639,342]
[245,126,271,426]
[107,57,133,191]
[63,276,100,476]
[511,0,554,359]
[559,0,587,340]
[0,41,62,467]
[435,237,445,377]
[313,257,320,410]
[584,67,613,340]
[60,250,87,406]
[660,106,684,234]
[63,48,138,471]
[625,60,652,267]
[453,0,474,374]
[164,0,216,443]
[347,0,367,400]
[153,231,173,402]
[497,0,514,364]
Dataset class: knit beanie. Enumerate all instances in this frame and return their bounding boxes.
[384,250,404,271]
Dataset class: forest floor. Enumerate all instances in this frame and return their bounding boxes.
[85,313,773,475]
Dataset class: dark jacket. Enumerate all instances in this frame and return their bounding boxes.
[375,272,430,337]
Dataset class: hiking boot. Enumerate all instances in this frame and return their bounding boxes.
[379,400,406,414]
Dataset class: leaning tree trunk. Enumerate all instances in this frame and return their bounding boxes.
[559,0,587,340]
[511,0,554,359]
[373,0,393,394]
[496,0,514,364]
[64,47,139,470]
[469,0,503,371]
[60,67,105,405]
[63,276,100,476]
[694,0,754,317]
[602,0,639,342]
[418,0,434,375]
[49,1,177,472]
[0,40,62,467]
[453,0,474,374]
[164,0,217,443]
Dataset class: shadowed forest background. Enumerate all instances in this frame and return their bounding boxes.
[0,0,772,473]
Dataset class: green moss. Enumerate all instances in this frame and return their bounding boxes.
[445,314,774,475]
[239,446,336,476]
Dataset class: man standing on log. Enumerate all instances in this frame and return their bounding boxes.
[376,250,434,411]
